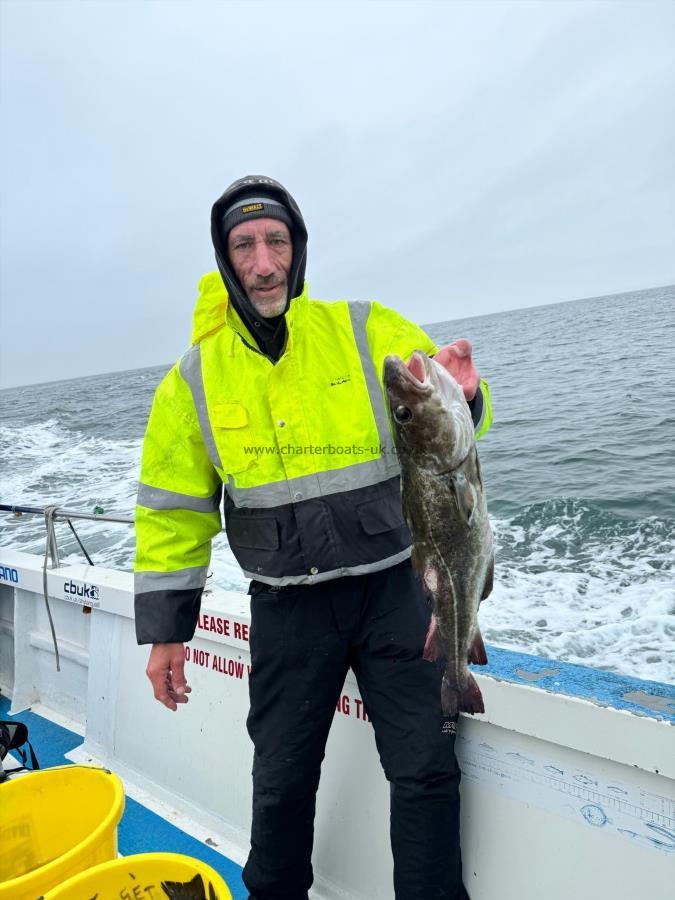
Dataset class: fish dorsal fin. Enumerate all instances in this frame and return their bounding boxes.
[449,471,477,525]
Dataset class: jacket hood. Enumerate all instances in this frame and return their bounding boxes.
[211,175,308,360]
[190,272,310,347]
[190,272,231,346]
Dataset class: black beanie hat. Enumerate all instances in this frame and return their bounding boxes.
[220,195,294,240]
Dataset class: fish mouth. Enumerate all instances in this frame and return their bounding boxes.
[384,352,433,396]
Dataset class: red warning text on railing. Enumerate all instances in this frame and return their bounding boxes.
[196,612,249,642]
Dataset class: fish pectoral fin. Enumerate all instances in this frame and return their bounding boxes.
[423,613,442,662]
[450,471,477,526]
[480,556,494,603]
[410,544,426,582]
[401,485,418,539]
[410,542,434,585]
[468,626,488,665]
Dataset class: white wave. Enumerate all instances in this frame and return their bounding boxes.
[481,568,675,683]
[1,419,249,593]
[2,423,673,683]
[1,420,141,566]
[481,511,675,683]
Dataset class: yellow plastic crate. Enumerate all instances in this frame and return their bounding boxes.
[44,852,233,899]
[0,764,124,900]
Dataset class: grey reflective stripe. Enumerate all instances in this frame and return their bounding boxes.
[137,483,222,513]
[242,546,411,586]
[348,301,397,460]
[179,345,223,469]
[226,456,399,509]
[135,567,209,594]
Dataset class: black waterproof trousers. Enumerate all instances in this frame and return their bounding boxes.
[242,558,470,900]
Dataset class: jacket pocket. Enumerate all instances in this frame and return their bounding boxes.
[228,511,280,551]
[356,492,405,535]
[211,402,254,474]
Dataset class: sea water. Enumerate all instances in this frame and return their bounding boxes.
[1,285,673,682]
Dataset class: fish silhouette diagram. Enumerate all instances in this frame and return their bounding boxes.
[456,735,675,854]
[581,804,609,827]
[618,823,675,852]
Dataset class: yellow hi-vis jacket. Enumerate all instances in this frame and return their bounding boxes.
[134,273,493,643]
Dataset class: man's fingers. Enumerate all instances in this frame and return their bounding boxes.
[434,339,479,400]
[146,664,170,698]
[168,652,190,695]
[152,681,178,711]
[435,339,472,365]
[449,338,472,358]
[146,642,189,712]
[165,672,191,703]
[166,688,190,704]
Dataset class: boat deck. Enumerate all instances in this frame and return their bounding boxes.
[1,551,674,900]
[1,695,248,899]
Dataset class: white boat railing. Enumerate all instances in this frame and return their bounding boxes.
[0,502,134,672]
[0,544,673,900]
[0,503,134,569]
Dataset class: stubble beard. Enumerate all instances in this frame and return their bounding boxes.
[248,285,289,319]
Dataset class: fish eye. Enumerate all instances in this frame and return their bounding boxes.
[394,405,413,423]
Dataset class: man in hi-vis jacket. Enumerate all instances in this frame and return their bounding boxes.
[135,175,492,900]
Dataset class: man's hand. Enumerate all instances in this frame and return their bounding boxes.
[146,642,191,711]
[433,338,479,401]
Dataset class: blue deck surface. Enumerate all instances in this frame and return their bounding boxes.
[478,644,675,723]
[0,695,247,899]
[1,647,672,899]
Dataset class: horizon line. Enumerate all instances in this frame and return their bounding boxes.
[2,281,673,392]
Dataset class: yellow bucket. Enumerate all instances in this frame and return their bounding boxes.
[0,764,125,900]
[44,852,234,899]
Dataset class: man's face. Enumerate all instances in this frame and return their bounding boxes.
[227,218,293,318]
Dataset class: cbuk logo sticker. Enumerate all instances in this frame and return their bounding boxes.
[64,580,101,607]
[0,565,19,584]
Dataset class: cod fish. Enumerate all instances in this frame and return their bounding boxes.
[384,350,494,715]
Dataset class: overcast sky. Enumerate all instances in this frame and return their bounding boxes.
[1,0,673,388]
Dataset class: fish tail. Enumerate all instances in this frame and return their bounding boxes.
[442,671,485,716]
